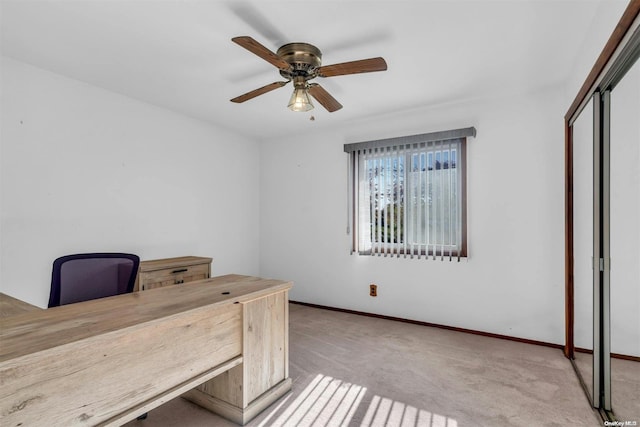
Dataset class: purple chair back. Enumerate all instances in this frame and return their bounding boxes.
[48,253,140,308]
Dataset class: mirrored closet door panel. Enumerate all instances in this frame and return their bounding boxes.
[572,98,595,401]
[609,57,640,422]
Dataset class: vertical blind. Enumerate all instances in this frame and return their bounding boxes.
[345,127,475,261]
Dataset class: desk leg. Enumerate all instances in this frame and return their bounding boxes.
[183,291,291,425]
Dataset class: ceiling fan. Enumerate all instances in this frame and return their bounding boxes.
[230,36,387,113]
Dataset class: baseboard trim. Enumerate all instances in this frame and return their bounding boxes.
[574,347,640,362]
[289,301,639,362]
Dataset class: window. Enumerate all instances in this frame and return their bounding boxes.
[345,127,474,260]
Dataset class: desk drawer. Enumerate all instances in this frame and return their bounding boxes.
[140,263,210,291]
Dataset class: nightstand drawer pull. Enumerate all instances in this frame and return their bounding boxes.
[172,268,188,274]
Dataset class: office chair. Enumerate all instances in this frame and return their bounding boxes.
[48,253,140,308]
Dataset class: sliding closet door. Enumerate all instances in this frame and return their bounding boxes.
[609,58,640,421]
[572,99,595,402]
[566,2,640,422]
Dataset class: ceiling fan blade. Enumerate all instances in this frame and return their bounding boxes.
[230,81,289,103]
[232,36,291,71]
[317,57,387,78]
[322,31,391,54]
[229,4,288,47]
[308,83,343,112]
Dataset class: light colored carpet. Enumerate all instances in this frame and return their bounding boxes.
[125,303,606,426]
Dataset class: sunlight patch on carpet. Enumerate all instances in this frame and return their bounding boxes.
[260,374,458,427]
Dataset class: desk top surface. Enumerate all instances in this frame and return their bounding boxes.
[0,293,42,318]
[0,274,291,362]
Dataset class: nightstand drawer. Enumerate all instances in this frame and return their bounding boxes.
[136,256,212,291]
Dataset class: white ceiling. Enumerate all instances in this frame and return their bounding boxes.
[1,0,609,140]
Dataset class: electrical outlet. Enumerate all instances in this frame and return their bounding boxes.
[369,284,377,297]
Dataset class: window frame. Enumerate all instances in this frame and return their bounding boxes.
[345,128,474,260]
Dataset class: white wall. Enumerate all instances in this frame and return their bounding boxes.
[259,86,568,345]
[0,57,260,307]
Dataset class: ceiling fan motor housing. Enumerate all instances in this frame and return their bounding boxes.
[277,43,322,81]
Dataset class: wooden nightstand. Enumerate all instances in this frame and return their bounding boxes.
[135,256,213,291]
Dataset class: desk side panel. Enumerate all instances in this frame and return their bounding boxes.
[244,290,288,404]
[191,290,289,409]
[0,303,241,426]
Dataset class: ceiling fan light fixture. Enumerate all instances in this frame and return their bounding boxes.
[288,86,314,112]
[288,76,313,112]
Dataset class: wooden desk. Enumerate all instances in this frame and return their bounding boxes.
[0,292,42,317]
[0,275,292,426]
